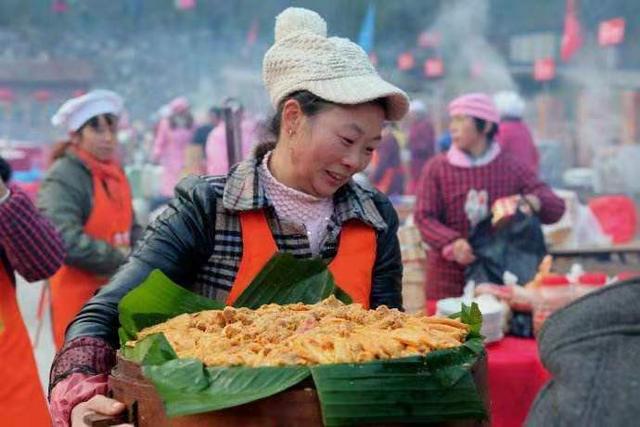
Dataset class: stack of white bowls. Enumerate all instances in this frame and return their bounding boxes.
[436,295,505,344]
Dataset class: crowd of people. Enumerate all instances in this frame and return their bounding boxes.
[1,5,638,427]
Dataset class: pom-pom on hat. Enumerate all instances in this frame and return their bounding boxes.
[448,92,500,124]
[51,89,124,132]
[263,7,409,121]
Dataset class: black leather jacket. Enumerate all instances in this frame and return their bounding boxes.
[65,172,403,348]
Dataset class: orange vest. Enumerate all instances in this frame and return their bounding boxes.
[226,210,377,308]
[0,263,51,427]
[49,153,133,349]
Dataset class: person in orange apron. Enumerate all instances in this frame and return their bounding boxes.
[0,158,66,427]
[48,8,410,425]
[39,90,136,350]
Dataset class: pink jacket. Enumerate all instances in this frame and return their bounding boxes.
[152,118,195,197]
[497,119,539,174]
[205,117,259,176]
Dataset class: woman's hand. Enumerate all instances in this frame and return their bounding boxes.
[452,238,476,265]
[521,194,541,214]
[71,394,132,427]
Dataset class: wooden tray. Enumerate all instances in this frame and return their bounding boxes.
[87,352,489,427]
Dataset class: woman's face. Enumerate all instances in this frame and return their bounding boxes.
[286,102,385,198]
[74,115,118,161]
[449,114,484,152]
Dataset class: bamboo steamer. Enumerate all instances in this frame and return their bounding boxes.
[86,352,489,427]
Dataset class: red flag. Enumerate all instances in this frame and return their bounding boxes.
[560,0,583,62]
[175,0,196,11]
[599,18,625,46]
[52,0,69,13]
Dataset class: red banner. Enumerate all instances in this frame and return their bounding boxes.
[423,58,444,78]
[534,58,555,81]
[0,88,15,102]
[397,52,415,71]
[599,18,625,46]
[32,90,52,102]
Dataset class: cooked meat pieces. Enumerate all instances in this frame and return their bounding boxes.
[129,296,470,367]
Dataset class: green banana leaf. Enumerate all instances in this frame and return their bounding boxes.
[118,269,224,344]
[310,336,486,426]
[233,252,352,308]
[118,256,485,423]
[121,333,177,366]
[143,359,310,417]
[450,301,484,338]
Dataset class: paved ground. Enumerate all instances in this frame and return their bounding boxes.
[16,276,55,394]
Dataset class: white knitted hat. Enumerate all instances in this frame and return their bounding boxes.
[263,7,409,121]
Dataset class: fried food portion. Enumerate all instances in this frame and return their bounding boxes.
[129,296,469,367]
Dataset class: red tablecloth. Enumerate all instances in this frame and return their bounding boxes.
[426,300,549,427]
[486,337,550,427]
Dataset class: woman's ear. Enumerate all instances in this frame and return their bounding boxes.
[281,99,303,137]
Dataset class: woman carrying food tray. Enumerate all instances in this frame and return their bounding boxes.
[49,7,409,426]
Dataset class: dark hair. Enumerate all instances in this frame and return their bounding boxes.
[254,90,387,159]
[78,113,118,133]
[472,117,499,141]
[0,156,12,183]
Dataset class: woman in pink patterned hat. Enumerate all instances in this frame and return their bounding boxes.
[414,93,565,306]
